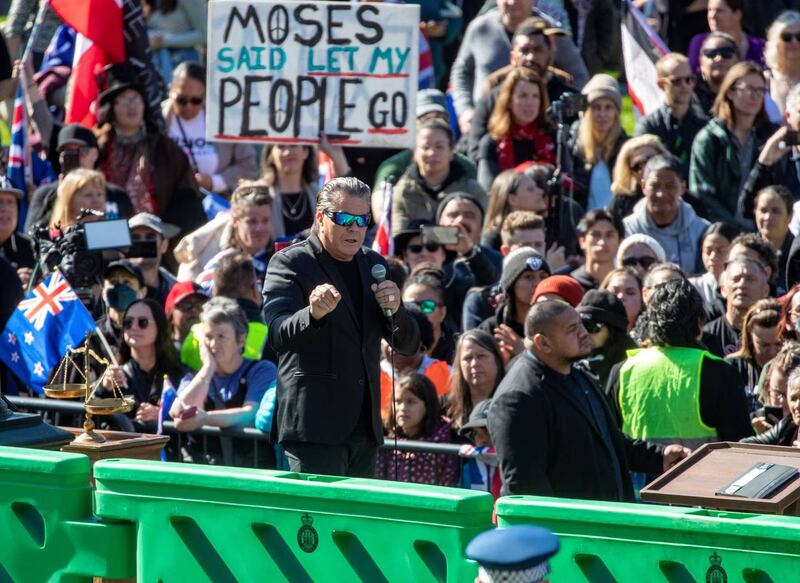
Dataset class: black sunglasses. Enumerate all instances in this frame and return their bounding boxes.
[123,317,151,330]
[174,95,203,106]
[781,31,800,43]
[323,210,370,228]
[622,256,658,269]
[702,46,736,60]
[580,317,603,334]
[407,242,442,253]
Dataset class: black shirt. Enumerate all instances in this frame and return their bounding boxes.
[279,192,313,237]
[0,233,36,270]
[702,315,740,358]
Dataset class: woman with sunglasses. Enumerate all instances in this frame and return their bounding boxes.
[443,330,505,433]
[609,135,669,221]
[695,32,742,115]
[690,61,778,227]
[687,0,765,74]
[401,265,459,364]
[164,62,257,195]
[391,117,485,233]
[100,298,186,432]
[689,222,739,322]
[763,11,800,116]
[616,234,666,279]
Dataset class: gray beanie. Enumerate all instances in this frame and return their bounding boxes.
[581,74,622,110]
[501,248,551,293]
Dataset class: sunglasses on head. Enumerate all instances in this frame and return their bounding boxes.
[174,95,203,106]
[413,299,440,314]
[407,242,442,254]
[123,317,151,330]
[622,256,658,269]
[781,31,800,43]
[702,46,736,60]
[323,210,370,228]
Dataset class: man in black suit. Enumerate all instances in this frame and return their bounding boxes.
[488,300,690,500]
[263,177,419,477]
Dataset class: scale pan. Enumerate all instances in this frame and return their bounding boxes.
[84,397,135,415]
[43,384,88,399]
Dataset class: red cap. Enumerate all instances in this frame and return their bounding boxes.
[531,275,584,308]
[165,281,207,313]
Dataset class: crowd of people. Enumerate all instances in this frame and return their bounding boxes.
[3,0,800,504]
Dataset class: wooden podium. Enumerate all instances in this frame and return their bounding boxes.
[641,442,800,516]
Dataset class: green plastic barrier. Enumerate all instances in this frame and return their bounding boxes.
[93,459,493,582]
[497,495,800,582]
[0,446,135,582]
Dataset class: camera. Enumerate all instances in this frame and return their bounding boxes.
[32,211,132,304]
[546,92,586,122]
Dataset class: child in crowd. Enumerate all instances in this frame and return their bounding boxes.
[458,399,502,499]
[375,373,461,486]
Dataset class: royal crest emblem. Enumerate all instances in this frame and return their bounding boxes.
[297,513,319,553]
[706,552,727,583]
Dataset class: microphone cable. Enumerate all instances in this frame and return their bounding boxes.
[388,313,399,481]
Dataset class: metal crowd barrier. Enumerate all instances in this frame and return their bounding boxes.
[6,395,467,467]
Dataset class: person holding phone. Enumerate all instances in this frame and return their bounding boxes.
[127,213,180,308]
[746,342,800,436]
[742,366,800,447]
[169,296,277,467]
[742,87,800,250]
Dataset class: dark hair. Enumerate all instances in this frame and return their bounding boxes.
[385,256,408,289]
[417,117,455,147]
[642,153,685,181]
[730,232,778,277]
[119,299,180,370]
[403,263,446,305]
[171,61,206,87]
[213,253,257,300]
[447,330,505,430]
[576,208,624,239]
[404,303,435,352]
[719,0,746,13]
[702,221,740,246]
[259,144,319,189]
[754,185,793,217]
[522,163,554,191]
[524,298,572,338]
[646,279,705,346]
[701,31,738,52]
[387,373,440,438]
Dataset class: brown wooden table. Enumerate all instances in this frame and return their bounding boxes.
[641,442,800,515]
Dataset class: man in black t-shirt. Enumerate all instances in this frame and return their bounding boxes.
[703,258,769,358]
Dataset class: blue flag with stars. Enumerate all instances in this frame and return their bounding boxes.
[0,271,96,394]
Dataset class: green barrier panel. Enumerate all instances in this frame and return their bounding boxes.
[497,495,800,582]
[93,459,493,582]
[0,446,135,582]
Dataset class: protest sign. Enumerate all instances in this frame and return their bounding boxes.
[206,0,420,148]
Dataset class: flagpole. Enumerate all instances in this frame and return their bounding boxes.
[93,326,117,364]
[21,2,52,64]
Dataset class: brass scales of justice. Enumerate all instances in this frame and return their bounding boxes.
[42,337,134,443]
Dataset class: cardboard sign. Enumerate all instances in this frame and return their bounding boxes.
[206,0,419,148]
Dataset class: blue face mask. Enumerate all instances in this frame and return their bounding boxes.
[105,283,137,311]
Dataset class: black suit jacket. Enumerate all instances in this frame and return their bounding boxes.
[488,352,663,501]
[262,232,419,446]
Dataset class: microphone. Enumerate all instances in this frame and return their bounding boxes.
[370,264,393,318]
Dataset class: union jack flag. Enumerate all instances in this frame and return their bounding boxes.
[18,271,79,331]
[1,271,96,394]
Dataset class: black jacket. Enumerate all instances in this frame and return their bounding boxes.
[24,181,134,232]
[741,415,798,447]
[488,352,664,501]
[634,103,709,177]
[262,232,419,446]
